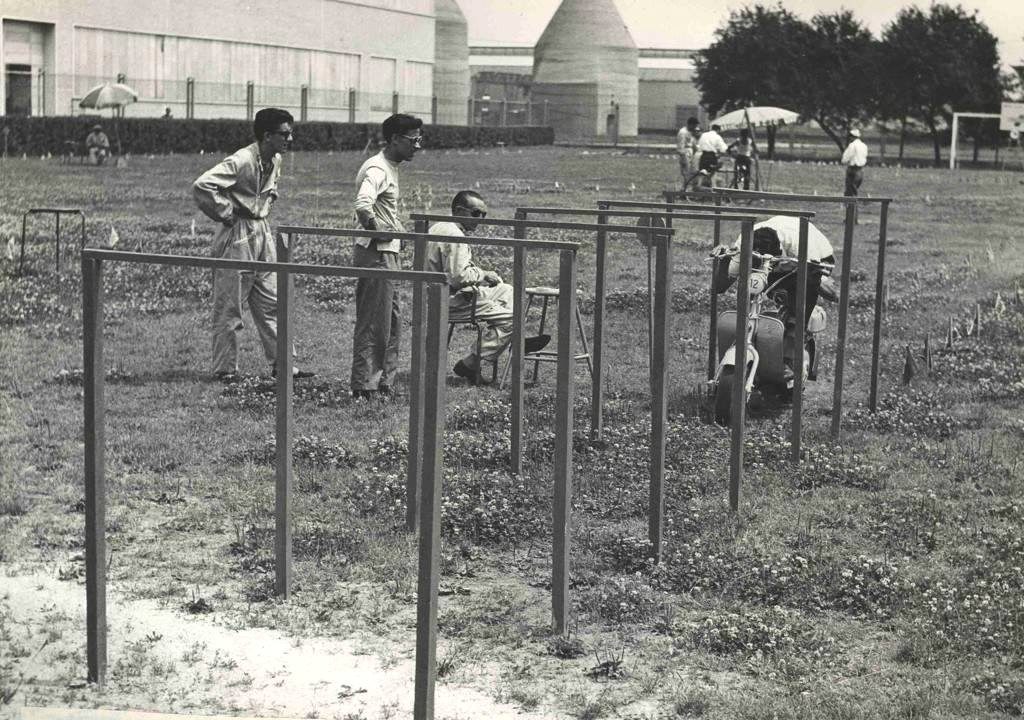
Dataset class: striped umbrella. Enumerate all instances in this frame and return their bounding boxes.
[78,82,138,110]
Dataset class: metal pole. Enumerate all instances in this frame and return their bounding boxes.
[831,202,857,440]
[300,85,308,122]
[708,196,723,379]
[501,100,507,127]
[407,225,429,530]
[246,81,254,121]
[186,78,194,119]
[730,221,753,511]
[467,98,473,127]
[413,283,447,720]
[431,95,437,125]
[791,218,809,464]
[552,249,576,634]
[55,212,61,272]
[274,245,293,598]
[348,88,356,124]
[83,255,107,685]
[591,206,608,441]
[869,200,890,412]
[949,114,959,170]
[649,234,671,559]
[392,91,399,115]
[510,216,527,476]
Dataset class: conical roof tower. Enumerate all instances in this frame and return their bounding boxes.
[433,0,470,125]
[532,0,638,138]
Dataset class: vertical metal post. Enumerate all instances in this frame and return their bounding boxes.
[186,77,194,119]
[501,100,508,127]
[510,216,527,476]
[407,226,429,531]
[552,250,576,634]
[55,212,61,272]
[708,197,723,379]
[38,68,46,116]
[791,218,809,464]
[730,221,753,511]
[246,81,255,121]
[869,201,890,412]
[831,202,857,440]
[949,114,959,170]
[83,255,107,685]
[649,234,671,559]
[413,283,447,720]
[274,250,293,598]
[18,213,27,276]
[392,91,399,114]
[431,95,437,125]
[591,206,608,441]
[467,98,473,127]
[348,88,356,124]
[543,100,549,126]
[300,85,308,122]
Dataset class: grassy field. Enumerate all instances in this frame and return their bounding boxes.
[1,147,1023,719]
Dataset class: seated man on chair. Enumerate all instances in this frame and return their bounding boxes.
[85,124,111,166]
[427,190,549,385]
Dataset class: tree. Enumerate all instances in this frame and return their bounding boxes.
[880,4,1002,166]
[694,5,815,156]
[797,11,881,151]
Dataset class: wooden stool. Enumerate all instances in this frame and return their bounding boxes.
[500,286,593,388]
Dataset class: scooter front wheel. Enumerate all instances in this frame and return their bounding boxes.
[714,366,736,426]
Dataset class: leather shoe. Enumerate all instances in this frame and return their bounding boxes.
[524,334,551,354]
[453,360,489,386]
[271,366,316,379]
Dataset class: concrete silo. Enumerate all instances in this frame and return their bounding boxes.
[433,0,470,125]
[532,0,639,139]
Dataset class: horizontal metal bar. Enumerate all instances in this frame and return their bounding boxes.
[408,213,674,236]
[276,225,579,250]
[516,207,759,222]
[599,199,815,218]
[28,208,84,214]
[688,188,894,204]
[80,249,448,283]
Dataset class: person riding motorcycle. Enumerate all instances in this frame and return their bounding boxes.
[712,215,838,383]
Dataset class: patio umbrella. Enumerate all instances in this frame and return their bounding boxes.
[79,82,138,157]
[711,106,800,130]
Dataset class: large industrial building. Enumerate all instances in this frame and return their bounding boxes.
[2,0,701,138]
[0,0,469,123]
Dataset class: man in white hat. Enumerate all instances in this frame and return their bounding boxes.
[841,128,868,197]
[85,124,110,166]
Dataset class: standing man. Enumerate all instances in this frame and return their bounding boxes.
[350,113,422,400]
[695,123,729,188]
[842,128,868,197]
[85,124,110,165]
[193,107,312,383]
[427,190,549,385]
[675,117,700,185]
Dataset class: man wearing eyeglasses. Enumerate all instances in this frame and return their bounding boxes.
[350,113,423,400]
[193,107,312,383]
[427,190,550,385]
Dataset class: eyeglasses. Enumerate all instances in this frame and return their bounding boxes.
[269,129,293,138]
[400,134,423,146]
[456,206,487,218]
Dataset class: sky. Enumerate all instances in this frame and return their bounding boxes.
[461,0,1024,68]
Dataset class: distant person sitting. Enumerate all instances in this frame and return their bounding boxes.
[695,123,729,188]
[727,128,757,190]
[427,190,550,385]
[162,107,174,119]
[86,124,110,166]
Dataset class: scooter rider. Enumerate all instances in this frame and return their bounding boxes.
[712,215,837,385]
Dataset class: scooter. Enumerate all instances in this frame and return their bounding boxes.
[708,248,834,427]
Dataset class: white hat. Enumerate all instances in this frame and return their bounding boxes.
[848,128,861,138]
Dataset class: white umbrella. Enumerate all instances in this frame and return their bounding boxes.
[78,82,138,111]
[711,106,800,130]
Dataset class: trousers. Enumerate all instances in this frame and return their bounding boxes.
[350,243,401,391]
[450,282,514,366]
[844,166,864,197]
[211,218,278,374]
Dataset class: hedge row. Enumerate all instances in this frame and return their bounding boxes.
[0,117,554,156]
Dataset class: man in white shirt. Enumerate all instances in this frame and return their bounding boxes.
[351,113,422,399]
[696,123,729,188]
[427,190,549,385]
[841,128,868,197]
[675,117,700,183]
